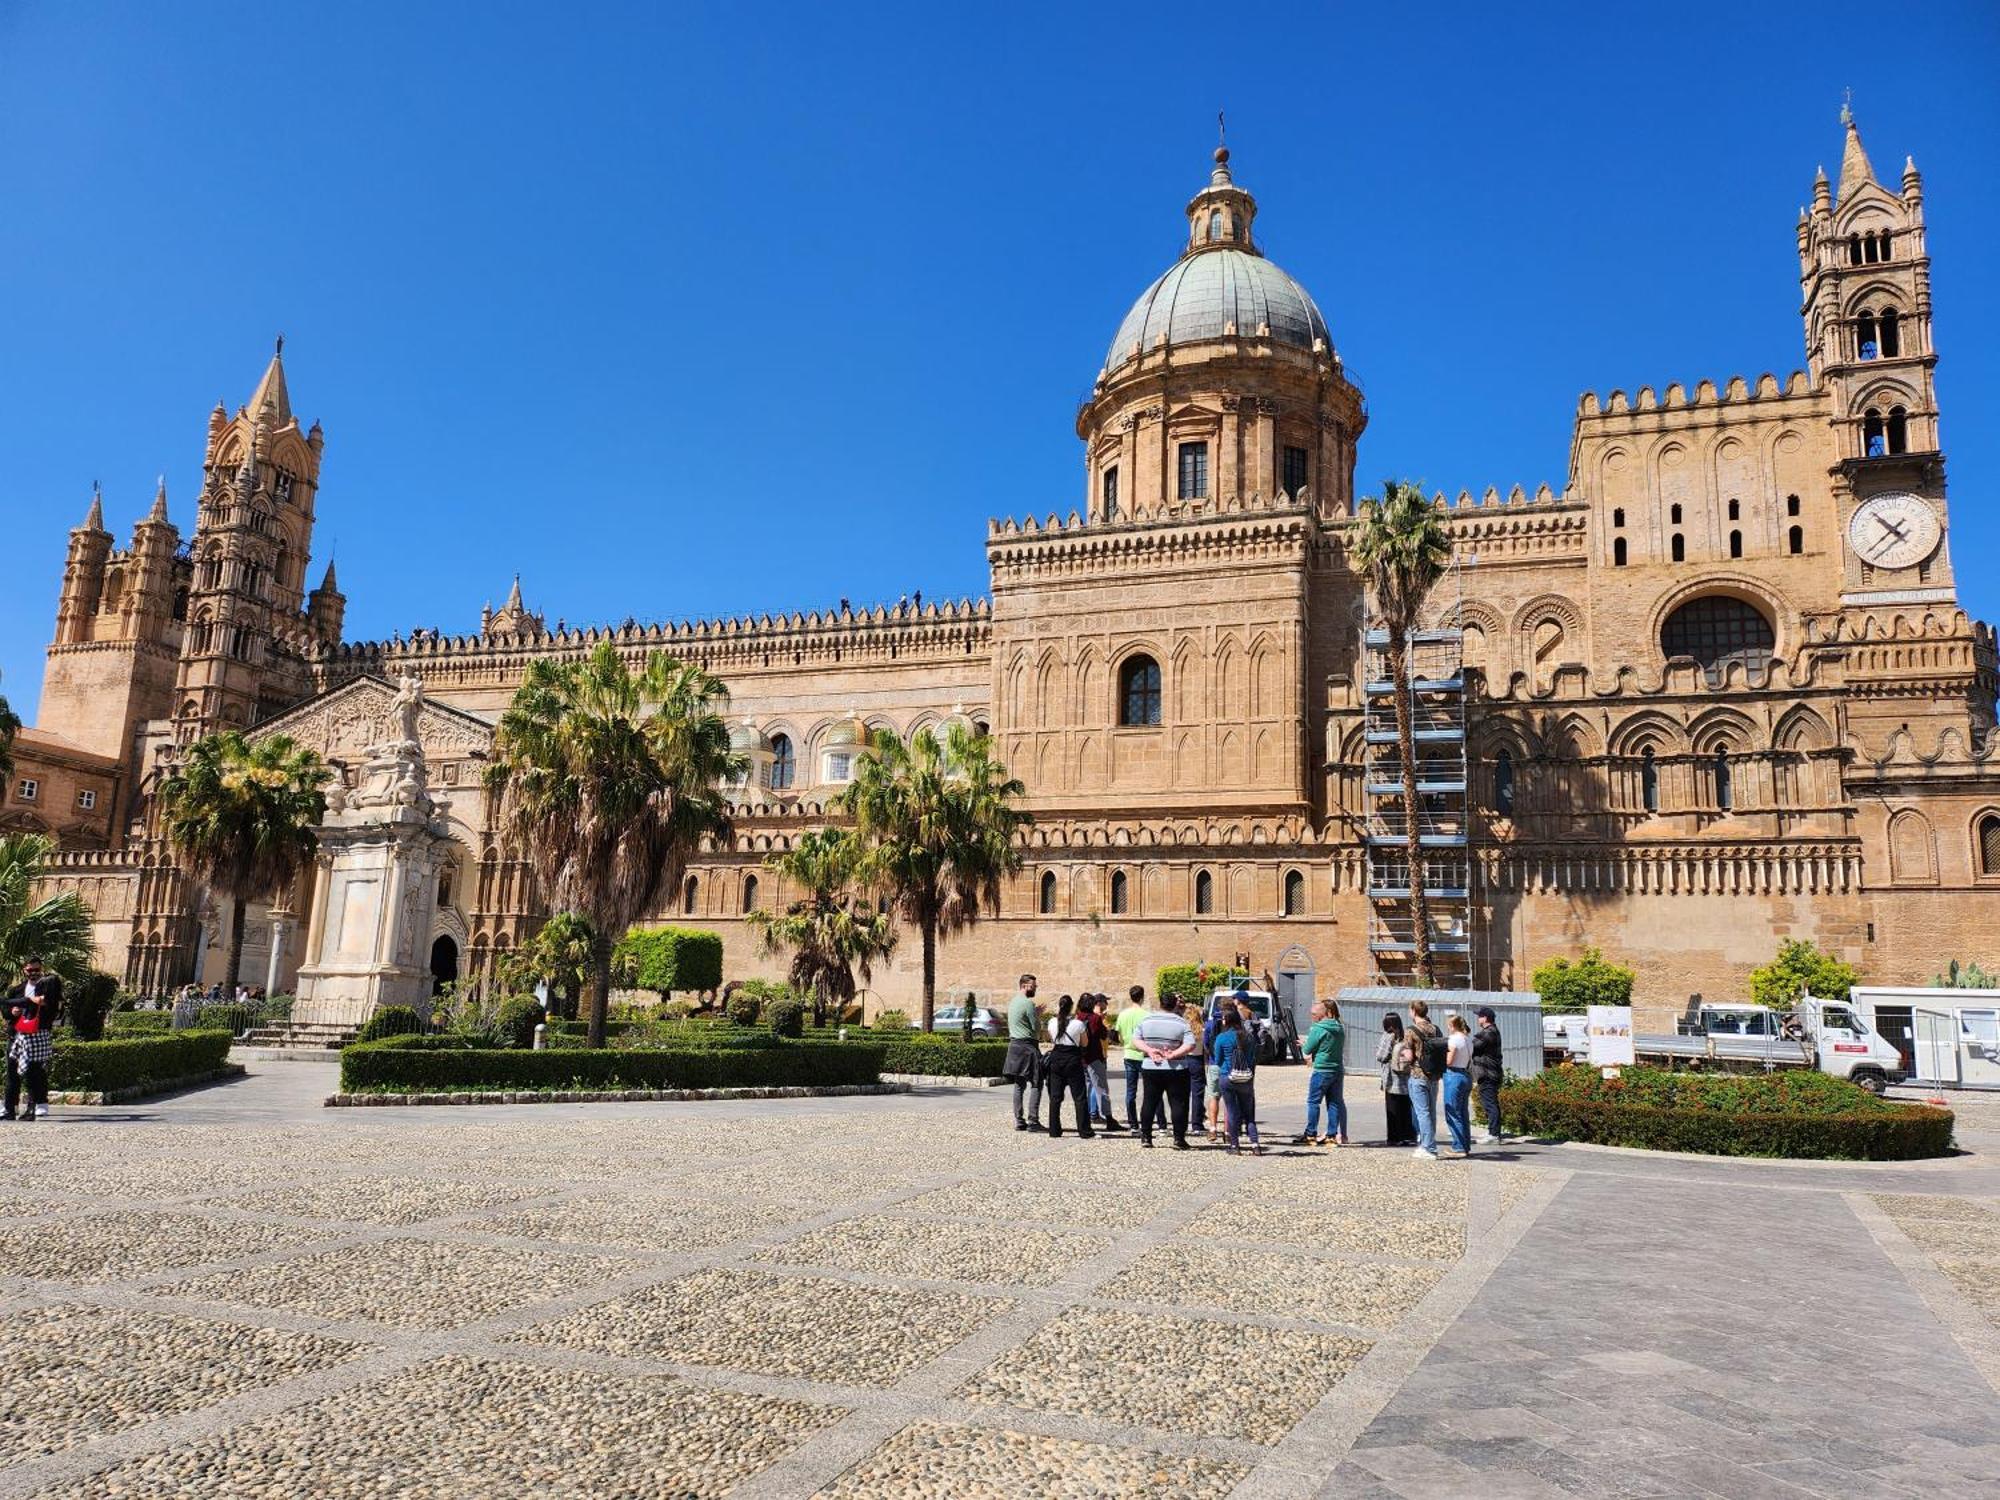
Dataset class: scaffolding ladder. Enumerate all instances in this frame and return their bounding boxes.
[1363,621,1472,988]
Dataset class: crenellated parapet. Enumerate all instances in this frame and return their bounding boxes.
[1577,371,1815,419]
[986,493,1319,584]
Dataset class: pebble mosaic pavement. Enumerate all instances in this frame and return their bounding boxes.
[1,1069,1996,1497]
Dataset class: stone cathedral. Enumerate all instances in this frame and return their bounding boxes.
[12,119,1999,1026]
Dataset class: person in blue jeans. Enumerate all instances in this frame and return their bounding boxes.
[1212,1002,1263,1154]
[1441,1013,1475,1155]
[1404,999,1442,1160]
[1295,998,1347,1145]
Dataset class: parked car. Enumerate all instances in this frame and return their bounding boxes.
[919,1005,1002,1036]
[1202,988,1300,1063]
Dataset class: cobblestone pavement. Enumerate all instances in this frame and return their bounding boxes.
[0,1061,1996,1498]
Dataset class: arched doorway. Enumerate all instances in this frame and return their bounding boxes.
[1273,943,1317,1058]
[429,934,459,995]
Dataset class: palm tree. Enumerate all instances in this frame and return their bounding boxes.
[0,690,21,790]
[1351,479,1454,987]
[156,732,331,996]
[747,828,897,1027]
[510,910,597,1020]
[485,642,739,1048]
[0,833,95,985]
[843,722,1027,1029]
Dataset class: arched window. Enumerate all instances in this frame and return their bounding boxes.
[1671,533,1685,563]
[1641,749,1660,813]
[769,734,795,790]
[1863,408,1885,457]
[1109,870,1129,914]
[682,875,698,915]
[1613,536,1628,567]
[1194,870,1214,915]
[742,874,759,913]
[1857,310,1878,360]
[1847,234,1863,266]
[1670,503,1683,524]
[1660,595,1776,676]
[1101,465,1119,520]
[1729,530,1743,559]
[1880,308,1901,357]
[1787,493,1800,516]
[1713,750,1733,812]
[1612,507,1624,528]
[1283,869,1306,916]
[1492,748,1515,817]
[1208,209,1222,241]
[1039,871,1056,914]
[1878,230,1893,260]
[972,719,989,739]
[1788,525,1804,555]
[1887,406,1909,455]
[1727,498,1740,521]
[1119,656,1162,726]
[1979,814,2000,877]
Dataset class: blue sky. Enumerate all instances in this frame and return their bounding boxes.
[3,2,1996,713]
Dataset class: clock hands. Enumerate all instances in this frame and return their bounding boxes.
[1874,515,1910,543]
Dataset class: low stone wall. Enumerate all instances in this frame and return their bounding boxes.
[325,1082,913,1108]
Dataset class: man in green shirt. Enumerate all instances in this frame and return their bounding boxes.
[1294,998,1348,1146]
[1113,984,1149,1130]
[1003,973,1044,1131]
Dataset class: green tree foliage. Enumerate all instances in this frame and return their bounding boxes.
[0,690,19,789]
[156,732,330,997]
[494,995,546,1048]
[485,643,740,1047]
[1350,480,1454,985]
[1529,948,1636,1015]
[618,927,724,996]
[508,911,597,1020]
[0,833,95,987]
[67,971,120,1041]
[1750,938,1859,1008]
[1155,962,1250,1009]
[766,995,806,1038]
[1935,959,1999,989]
[746,828,896,1027]
[356,1005,423,1043]
[843,722,1028,1029]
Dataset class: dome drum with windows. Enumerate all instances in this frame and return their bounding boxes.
[1075,140,1366,524]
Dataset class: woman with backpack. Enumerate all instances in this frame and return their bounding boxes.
[1403,999,1445,1161]
[1378,1013,1415,1146]
[1213,998,1264,1155]
[1042,995,1095,1140]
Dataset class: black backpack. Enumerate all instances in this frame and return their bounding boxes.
[1420,1028,1448,1080]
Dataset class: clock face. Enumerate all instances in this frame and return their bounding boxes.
[1847,491,1941,571]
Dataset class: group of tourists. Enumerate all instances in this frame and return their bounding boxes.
[1,958,63,1123]
[1001,975,1506,1160]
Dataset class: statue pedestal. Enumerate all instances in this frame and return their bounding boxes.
[293,736,450,1028]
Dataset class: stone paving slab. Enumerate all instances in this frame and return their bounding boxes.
[814,1420,1249,1498]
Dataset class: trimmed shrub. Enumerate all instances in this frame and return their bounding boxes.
[767,997,806,1039]
[356,1006,424,1043]
[495,995,545,1049]
[727,991,763,1027]
[872,1034,1009,1077]
[196,1002,251,1037]
[619,927,724,996]
[1502,1064,1953,1160]
[1156,962,1247,1010]
[1750,938,1859,1009]
[105,1010,172,1035]
[661,998,695,1021]
[51,1030,233,1095]
[873,1008,910,1033]
[1529,948,1635,1015]
[339,1036,886,1094]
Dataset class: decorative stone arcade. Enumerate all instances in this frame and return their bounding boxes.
[293,676,454,1026]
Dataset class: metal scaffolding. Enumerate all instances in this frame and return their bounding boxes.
[1363,612,1473,988]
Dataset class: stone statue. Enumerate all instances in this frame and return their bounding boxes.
[390,673,424,746]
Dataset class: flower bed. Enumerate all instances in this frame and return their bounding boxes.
[1502,1064,1954,1160]
[339,1034,887,1094]
[51,1030,235,1096]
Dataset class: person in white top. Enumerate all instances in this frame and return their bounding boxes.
[1441,1014,1475,1156]
[1042,996,1095,1139]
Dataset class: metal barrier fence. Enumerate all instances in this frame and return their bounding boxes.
[1331,986,1544,1079]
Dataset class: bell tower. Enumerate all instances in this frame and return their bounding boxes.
[174,339,326,735]
[1798,106,1952,606]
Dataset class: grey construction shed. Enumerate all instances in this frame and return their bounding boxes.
[1331,987,1544,1079]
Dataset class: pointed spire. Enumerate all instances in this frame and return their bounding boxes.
[247,334,292,424]
[1836,103,1876,203]
[146,475,169,524]
[317,557,339,594]
[81,482,105,533]
[504,573,524,611]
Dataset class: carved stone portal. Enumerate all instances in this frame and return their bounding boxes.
[293,683,452,1027]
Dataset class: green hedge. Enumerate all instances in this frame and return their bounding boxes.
[104,1012,172,1035]
[1156,962,1248,1009]
[51,1030,233,1095]
[618,927,723,994]
[340,1036,886,1093]
[1502,1065,1953,1161]
[871,1034,1010,1077]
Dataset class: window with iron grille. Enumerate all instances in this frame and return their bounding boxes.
[1660,596,1775,676]
[1039,871,1056,914]
[1109,870,1129,914]
[1979,814,2000,877]
[769,734,794,790]
[1283,869,1305,916]
[1282,445,1309,499]
[1177,442,1208,500]
[1194,870,1213,914]
[1119,656,1162,726]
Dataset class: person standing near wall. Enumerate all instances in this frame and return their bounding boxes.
[1379,1013,1415,1146]
[1405,999,1444,1161]
[1135,995,1197,1149]
[1003,973,1044,1132]
[1079,995,1123,1131]
[1043,995,1095,1139]
[1471,1006,1505,1144]
[1114,986,1147,1130]
[1442,1014,1475,1156]
[1295,998,1347,1146]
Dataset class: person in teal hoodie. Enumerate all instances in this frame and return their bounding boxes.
[1295,998,1347,1146]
